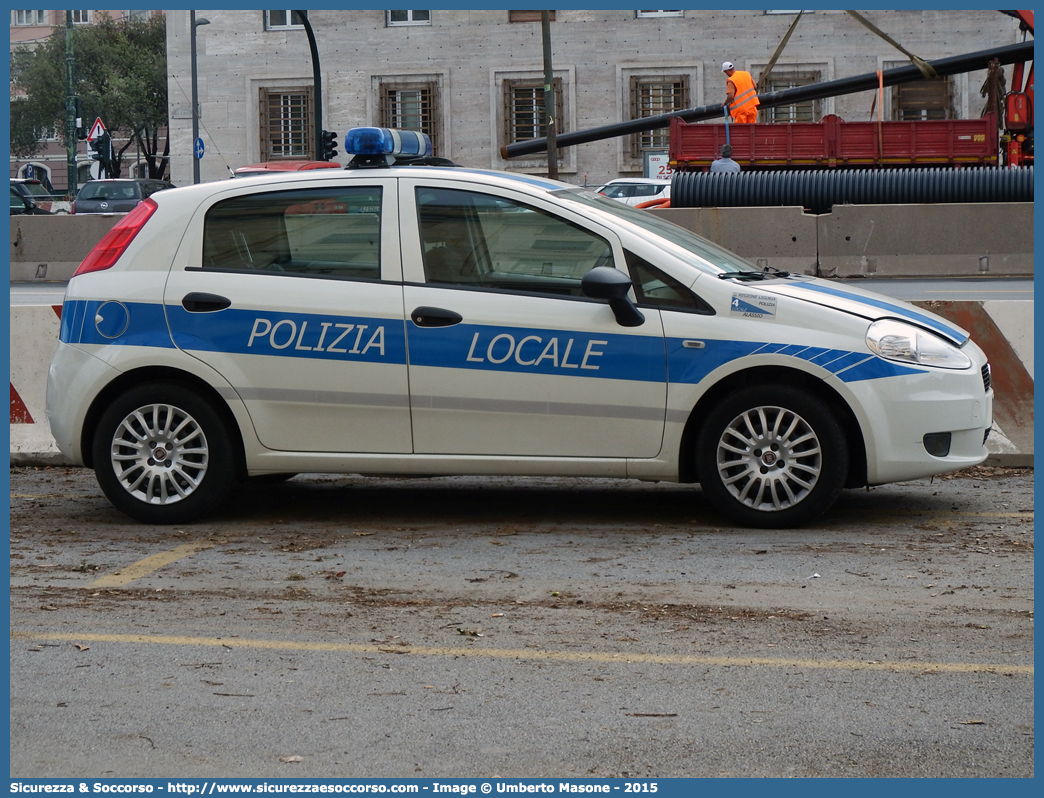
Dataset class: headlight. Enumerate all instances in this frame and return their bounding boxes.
[865,319,971,370]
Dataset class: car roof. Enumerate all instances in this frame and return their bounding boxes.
[177,164,568,194]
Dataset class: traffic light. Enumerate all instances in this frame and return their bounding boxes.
[321,130,338,161]
[91,132,113,174]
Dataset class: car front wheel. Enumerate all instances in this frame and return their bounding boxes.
[696,385,848,528]
[92,382,236,524]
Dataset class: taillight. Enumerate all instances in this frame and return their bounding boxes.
[73,198,158,277]
[70,201,75,214]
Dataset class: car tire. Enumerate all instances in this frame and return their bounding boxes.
[696,384,848,528]
[92,382,237,525]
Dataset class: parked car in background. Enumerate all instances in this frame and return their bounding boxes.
[11,178,58,212]
[595,178,671,207]
[10,186,53,215]
[232,160,342,177]
[71,178,174,214]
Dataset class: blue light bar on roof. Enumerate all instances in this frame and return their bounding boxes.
[344,127,432,158]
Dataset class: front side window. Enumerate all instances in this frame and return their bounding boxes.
[505,78,564,143]
[379,81,440,155]
[203,187,383,280]
[600,184,633,199]
[265,10,304,29]
[387,10,431,26]
[417,186,611,296]
[260,86,314,160]
[625,250,712,313]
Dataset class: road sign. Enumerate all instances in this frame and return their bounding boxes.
[87,117,106,142]
[194,137,205,159]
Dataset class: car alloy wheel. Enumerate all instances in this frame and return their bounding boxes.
[93,382,237,524]
[109,401,208,505]
[696,384,847,528]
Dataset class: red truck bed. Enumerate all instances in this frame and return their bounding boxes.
[670,113,999,170]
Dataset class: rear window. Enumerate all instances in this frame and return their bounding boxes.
[202,186,382,280]
[78,182,142,201]
[15,181,50,199]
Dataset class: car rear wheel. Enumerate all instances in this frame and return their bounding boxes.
[696,385,847,528]
[92,383,236,524]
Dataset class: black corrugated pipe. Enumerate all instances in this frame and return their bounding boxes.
[670,167,1034,214]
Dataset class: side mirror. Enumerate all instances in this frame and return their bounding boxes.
[582,266,645,327]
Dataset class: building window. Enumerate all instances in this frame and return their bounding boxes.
[504,78,563,143]
[379,81,440,155]
[509,10,555,23]
[70,10,91,24]
[265,10,304,30]
[387,11,430,26]
[259,87,314,160]
[892,77,954,121]
[12,10,47,25]
[127,10,150,21]
[629,75,689,156]
[636,11,683,18]
[761,71,820,122]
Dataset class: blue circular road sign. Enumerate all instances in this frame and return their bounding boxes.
[194,138,205,159]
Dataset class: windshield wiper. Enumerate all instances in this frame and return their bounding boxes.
[717,266,791,281]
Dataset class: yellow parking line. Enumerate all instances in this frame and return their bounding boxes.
[88,541,216,588]
[9,631,1032,675]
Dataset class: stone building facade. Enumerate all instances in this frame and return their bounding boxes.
[166,9,1024,186]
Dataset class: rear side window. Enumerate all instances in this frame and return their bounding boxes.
[202,186,382,280]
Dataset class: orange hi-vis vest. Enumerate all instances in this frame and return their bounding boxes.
[727,69,760,115]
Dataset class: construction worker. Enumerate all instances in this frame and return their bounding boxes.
[709,143,741,173]
[722,61,759,123]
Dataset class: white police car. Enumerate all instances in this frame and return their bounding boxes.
[46,128,993,528]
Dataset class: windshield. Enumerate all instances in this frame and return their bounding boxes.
[552,187,756,274]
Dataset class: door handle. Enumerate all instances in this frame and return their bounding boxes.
[411,306,463,327]
[182,292,232,313]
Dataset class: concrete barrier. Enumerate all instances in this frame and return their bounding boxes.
[818,203,1034,278]
[11,202,1035,282]
[652,202,1033,278]
[9,213,123,281]
[11,300,1032,467]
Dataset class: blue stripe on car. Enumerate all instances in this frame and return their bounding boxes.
[60,300,924,385]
